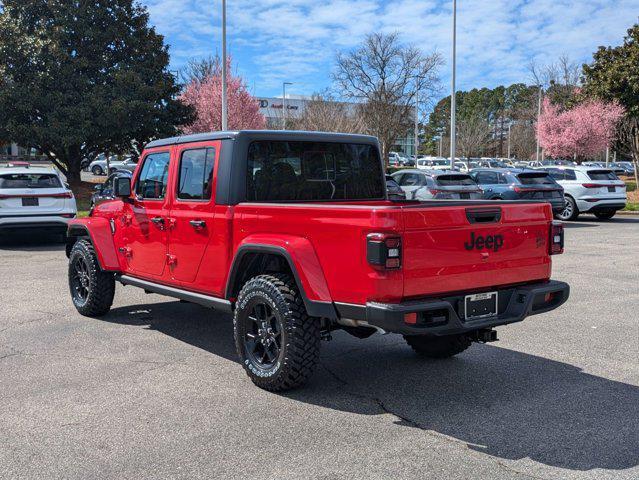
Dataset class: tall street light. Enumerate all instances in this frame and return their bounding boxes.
[507,122,512,159]
[282,82,293,130]
[535,86,543,162]
[221,0,228,131]
[414,76,425,158]
[449,0,457,168]
[414,91,419,158]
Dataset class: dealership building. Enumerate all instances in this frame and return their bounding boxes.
[256,96,416,156]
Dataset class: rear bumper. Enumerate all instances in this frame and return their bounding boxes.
[576,197,626,213]
[335,280,570,336]
[0,215,74,232]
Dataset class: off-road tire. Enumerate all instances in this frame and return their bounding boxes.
[91,165,103,176]
[594,210,616,220]
[555,195,579,221]
[68,239,115,317]
[233,274,321,391]
[404,334,472,359]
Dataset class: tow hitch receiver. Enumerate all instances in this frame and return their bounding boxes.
[470,329,498,343]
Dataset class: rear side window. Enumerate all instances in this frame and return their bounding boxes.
[517,173,555,185]
[587,170,617,181]
[246,141,384,202]
[435,174,475,186]
[0,173,62,189]
[135,152,170,199]
[177,148,216,200]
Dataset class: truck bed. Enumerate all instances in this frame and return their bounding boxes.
[234,200,554,305]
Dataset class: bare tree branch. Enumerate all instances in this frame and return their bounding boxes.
[333,32,443,164]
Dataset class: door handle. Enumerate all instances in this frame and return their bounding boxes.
[150,217,165,230]
[189,220,206,229]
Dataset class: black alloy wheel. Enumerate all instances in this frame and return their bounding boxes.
[243,301,283,369]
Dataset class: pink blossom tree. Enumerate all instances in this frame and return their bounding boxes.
[537,98,624,161]
[180,58,265,133]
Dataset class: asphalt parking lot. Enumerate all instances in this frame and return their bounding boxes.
[0,217,638,480]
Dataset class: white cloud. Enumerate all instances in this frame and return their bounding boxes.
[143,0,639,96]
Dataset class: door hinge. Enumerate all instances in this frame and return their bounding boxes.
[118,246,132,258]
[166,254,178,266]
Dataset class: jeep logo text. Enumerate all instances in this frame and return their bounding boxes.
[464,232,504,252]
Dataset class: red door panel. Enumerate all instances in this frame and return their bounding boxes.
[167,143,220,284]
[119,150,172,279]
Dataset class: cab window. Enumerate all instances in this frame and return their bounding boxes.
[177,148,216,200]
[135,152,170,200]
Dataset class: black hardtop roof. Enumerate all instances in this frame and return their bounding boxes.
[145,130,379,149]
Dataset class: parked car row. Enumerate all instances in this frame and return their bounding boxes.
[81,154,138,176]
[387,165,629,221]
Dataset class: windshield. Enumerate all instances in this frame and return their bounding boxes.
[435,174,476,186]
[517,172,555,185]
[587,170,618,181]
[0,173,62,189]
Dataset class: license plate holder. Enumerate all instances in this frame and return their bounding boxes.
[465,291,498,320]
[22,197,39,207]
[607,186,615,192]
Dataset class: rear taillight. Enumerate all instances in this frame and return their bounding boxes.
[367,233,402,269]
[51,191,74,198]
[429,189,442,196]
[549,221,564,255]
[513,186,538,193]
[60,213,76,218]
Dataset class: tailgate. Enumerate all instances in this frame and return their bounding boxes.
[401,202,552,298]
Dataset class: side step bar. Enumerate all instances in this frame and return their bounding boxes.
[117,275,233,313]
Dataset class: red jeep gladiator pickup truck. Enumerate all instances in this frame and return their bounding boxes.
[66,131,569,391]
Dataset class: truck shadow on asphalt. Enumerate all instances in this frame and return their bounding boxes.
[105,301,638,473]
[0,232,66,251]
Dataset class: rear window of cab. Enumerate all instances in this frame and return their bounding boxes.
[246,140,385,202]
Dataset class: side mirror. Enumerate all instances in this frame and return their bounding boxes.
[114,176,131,197]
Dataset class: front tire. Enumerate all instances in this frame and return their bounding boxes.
[555,195,579,221]
[594,210,616,220]
[404,334,472,359]
[68,239,115,317]
[233,274,321,391]
[91,165,103,176]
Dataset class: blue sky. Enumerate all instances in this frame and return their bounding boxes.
[143,0,639,103]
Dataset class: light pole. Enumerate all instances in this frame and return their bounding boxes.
[449,0,457,168]
[282,82,293,130]
[439,136,444,157]
[221,0,228,131]
[414,91,419,158]
[507,122,512,159]
[535,86,543,162]
[414,76,425,158]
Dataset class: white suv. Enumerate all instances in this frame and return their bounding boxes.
[0,165,77,237]
[541,166,627,221]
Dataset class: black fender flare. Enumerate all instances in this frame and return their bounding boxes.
[225,244,338,320]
